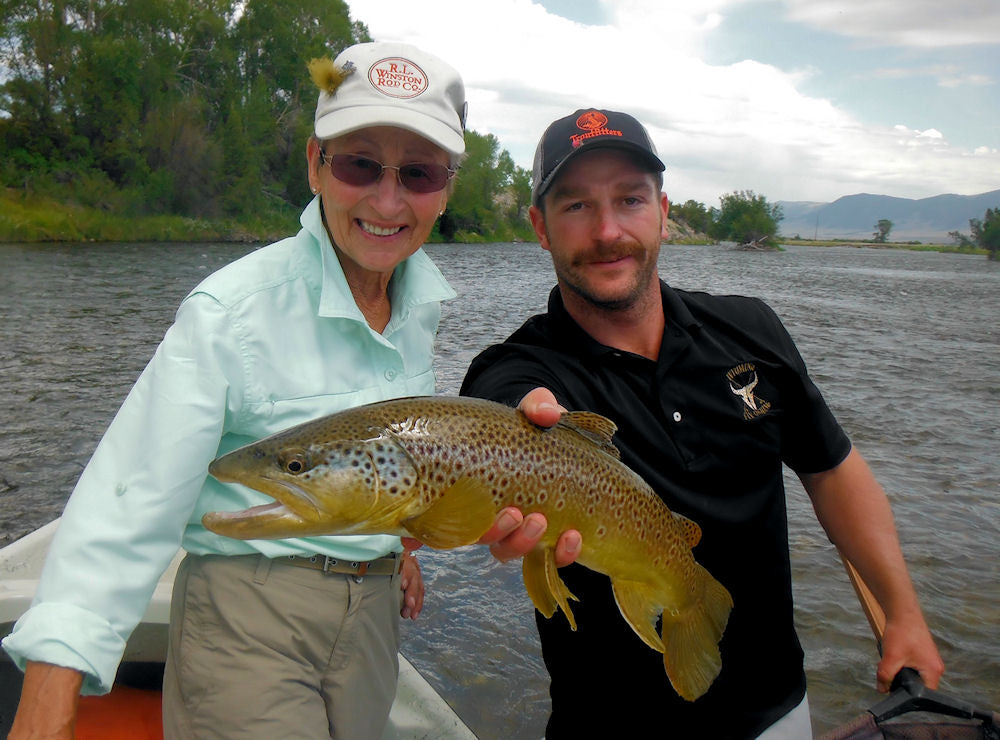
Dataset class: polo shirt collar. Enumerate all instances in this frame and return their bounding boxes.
[546,280,702,363]
[300,196,456,322]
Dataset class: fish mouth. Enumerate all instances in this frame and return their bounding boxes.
[202,499,311,540]
[202,470,326,539]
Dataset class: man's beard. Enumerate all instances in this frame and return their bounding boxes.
[551,239,660,312]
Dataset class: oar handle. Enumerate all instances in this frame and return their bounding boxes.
[839,551,886,653]
[839,550,1000,729]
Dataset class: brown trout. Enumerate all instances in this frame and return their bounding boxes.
[203,396,732,700]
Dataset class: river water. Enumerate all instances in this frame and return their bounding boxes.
[1,241,997,737]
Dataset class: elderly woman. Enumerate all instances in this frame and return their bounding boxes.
[4,41,549,740]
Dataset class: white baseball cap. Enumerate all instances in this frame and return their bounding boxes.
[313,42,468,159]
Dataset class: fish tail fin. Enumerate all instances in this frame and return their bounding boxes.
[523,547,579,629]
[659,565,733,701]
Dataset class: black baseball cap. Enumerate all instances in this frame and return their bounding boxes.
[531,108,665,206]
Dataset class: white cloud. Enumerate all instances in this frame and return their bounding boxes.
[347,0,999,203]
[778,0,1000,48]
[869,64,995,88]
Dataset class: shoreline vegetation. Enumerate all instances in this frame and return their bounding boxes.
[1,190,984,255]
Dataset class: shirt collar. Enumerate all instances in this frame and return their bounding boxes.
[547,279,702,361]
[300,196,456,322]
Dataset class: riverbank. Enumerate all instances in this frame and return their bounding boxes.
[0,189,300,243]
[0,190,986,254]
[779,236,986,255]
[0,189,537,245]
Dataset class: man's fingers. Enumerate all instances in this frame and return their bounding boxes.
[477,507,524,546]
[554,529,582,567]
[489,511,548,563]
[518,387,565,428]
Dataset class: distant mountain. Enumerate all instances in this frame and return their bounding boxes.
[777,189,1000,242]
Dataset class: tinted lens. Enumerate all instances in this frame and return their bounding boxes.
[397,163,451,193]
[327,154,452,193]
[329,155,383,187]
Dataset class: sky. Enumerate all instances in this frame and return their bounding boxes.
[346,0,999,206]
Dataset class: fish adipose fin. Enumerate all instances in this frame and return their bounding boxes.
[658,566,733,701]
[401,478,496,549]
[523,547,579,629]
[556,412,621,459]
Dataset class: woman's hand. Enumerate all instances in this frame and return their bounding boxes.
[399,550,425,620]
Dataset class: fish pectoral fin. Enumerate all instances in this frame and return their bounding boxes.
[522,547,579,630]
[611,579,665,653]
[401,477,496,549]
[659,565,733,702]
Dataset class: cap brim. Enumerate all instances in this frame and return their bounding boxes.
[534,141,665,205]
[315,105,466,158]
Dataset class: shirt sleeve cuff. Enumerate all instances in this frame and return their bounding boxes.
[2,602,127,695]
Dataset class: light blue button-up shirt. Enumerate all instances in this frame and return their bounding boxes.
[3,197,457,693]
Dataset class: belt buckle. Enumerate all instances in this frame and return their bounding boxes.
[322,556,338,574]
[352,560,368,583]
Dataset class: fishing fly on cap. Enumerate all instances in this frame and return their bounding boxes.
[307,57,355,95]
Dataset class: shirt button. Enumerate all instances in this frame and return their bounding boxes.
[672,411,682,423]
[384,369,398,382]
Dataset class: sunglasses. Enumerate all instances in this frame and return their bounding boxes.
[320,152,456,194]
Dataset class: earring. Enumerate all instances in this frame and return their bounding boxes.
[312,187,319,194]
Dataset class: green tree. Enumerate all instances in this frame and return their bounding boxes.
[0,0,369,216]
[872,219,893,243]
[948,230,974,248]
[509,165,532,224]
[971,207,1000,260]
[445,130,510,238]
[710,190,783,246]
[670,199,712,234]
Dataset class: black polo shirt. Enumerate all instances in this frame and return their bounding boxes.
[460,281,851,739]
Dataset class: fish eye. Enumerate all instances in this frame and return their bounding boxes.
[278,449,311,475]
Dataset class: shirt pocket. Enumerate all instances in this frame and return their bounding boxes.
[240,388,393,438]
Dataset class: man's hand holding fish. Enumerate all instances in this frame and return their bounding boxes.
[401,387,583,566]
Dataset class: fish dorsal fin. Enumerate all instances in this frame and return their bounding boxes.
[556,411,621,459]
[672,512,702,547]
[401,477,496,550]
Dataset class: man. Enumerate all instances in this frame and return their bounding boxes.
[460,108,944,738]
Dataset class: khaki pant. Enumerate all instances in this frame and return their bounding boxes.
[162,554,402,739]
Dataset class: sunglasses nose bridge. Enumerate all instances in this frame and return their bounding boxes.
[371,164,407,197]
[378,164,405,188]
